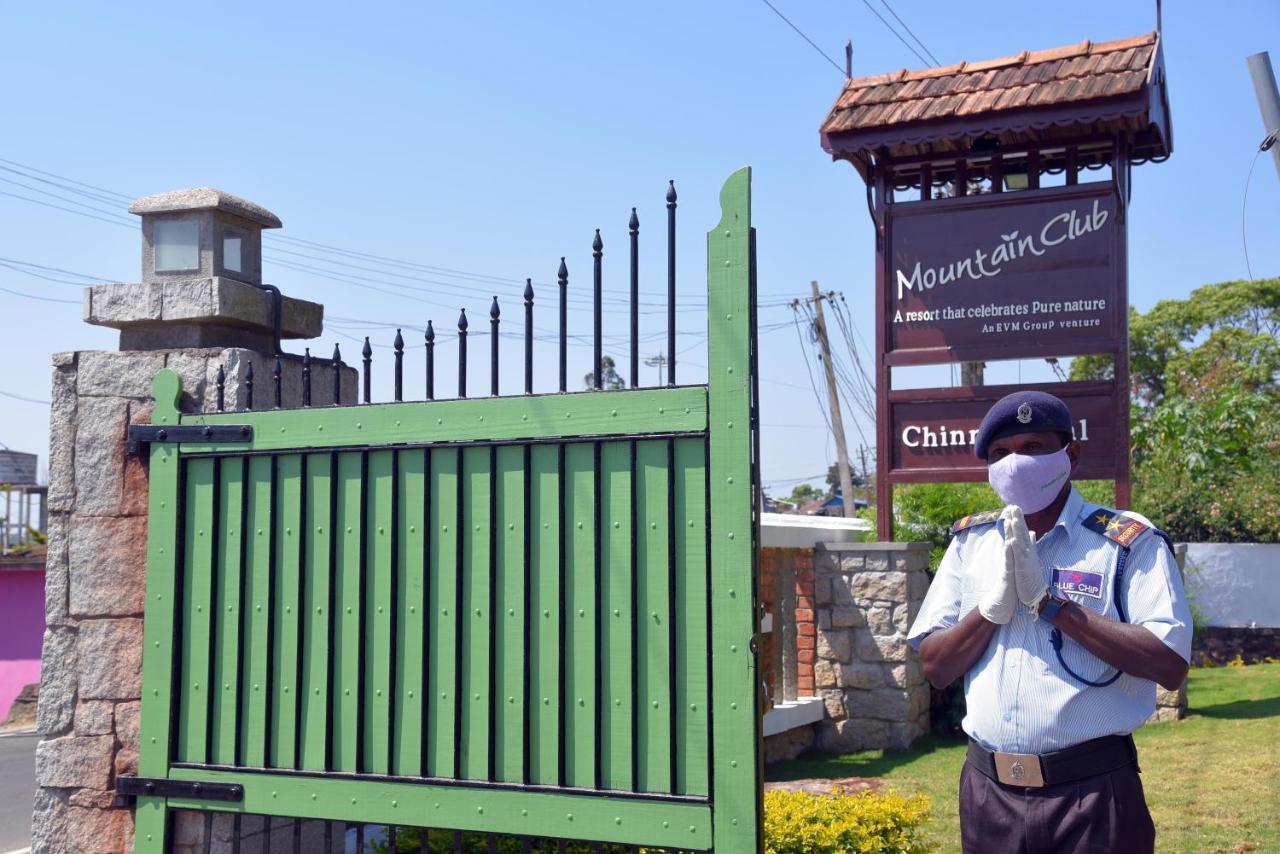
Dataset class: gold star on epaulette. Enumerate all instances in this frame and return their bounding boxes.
[1094,513,1111,526]
[1105,516,1128,534]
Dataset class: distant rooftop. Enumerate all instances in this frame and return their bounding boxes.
[821,32,1171,168]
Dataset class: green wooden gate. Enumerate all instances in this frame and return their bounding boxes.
[129,169,761,852]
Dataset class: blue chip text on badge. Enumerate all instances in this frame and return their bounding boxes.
[1053,567,1104,599]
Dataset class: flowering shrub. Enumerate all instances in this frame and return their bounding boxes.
[763,788,935,854]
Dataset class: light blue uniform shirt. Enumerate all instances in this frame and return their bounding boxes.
[907,486,1192,755]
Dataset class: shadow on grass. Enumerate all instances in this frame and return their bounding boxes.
[1191,694,1280,720]
[765,734,967,782]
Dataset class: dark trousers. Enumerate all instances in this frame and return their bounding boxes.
[959,759,1155,853]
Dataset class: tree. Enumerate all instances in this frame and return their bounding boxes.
[788,482,822,505]
[583,355,625,390]
[1073,278,1280,541]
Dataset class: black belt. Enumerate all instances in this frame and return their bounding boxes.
[966,734,1138,788]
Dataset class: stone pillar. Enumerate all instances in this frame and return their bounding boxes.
[32,188,354,854]
[812,541,932,753]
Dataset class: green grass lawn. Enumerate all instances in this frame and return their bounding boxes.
[766,663,1280,853]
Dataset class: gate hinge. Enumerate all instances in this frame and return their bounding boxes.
[127,424,253,455]
[114,774,244,805]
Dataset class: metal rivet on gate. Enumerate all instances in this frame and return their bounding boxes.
[690,703,696,711]
[652,701,659,709]
[408,690,414,698]
[271,791,277,798]
[689,520,695,527]
[729,589,735,597]
[521,809,528,817]
[730,645,737,653]
[311,793,317,800]
[544,609,550,618]
[153,690,159,697]
[286,528,292,536]
[410,605,416,614]
[731,702,738,710]
[285,606,291,614]
[254,684,259,691]
[376,689,382,696]
[578,609,585,617]
[565,412,571,418]
[731,760,738,768]
[396,421,401,427]
[651,611,658,620]
[732,818,738,826]
[567,814,573,821]
[259,528,264,535]
[508,608,515,616]
[228,605,233,612]
[317,607,323,615]
[576,521,583,529]
[690,826,697,834]
[378,605,384,614]
[344,689,350,695]
[352,798,357,805]
[724,259,731,267]
[508,523,515,530]
[198,530,205,538]
[478,416,484,422]
[728,532,735,539]
[612,521,619,529]
[443,525,449,532]
[225,683,230,690]
[195,605,202,613]
[345,606,352,614]
[475,608,482,617]
[727,476,733,484]
[356,423,363,429]
[317,425,323,432]
[611,409,617,417]
[577,698,584,706]
[442,692,448,699]
[615,698,621,706]
[443,609,449,616]
[280,427,285,433]
[727,421,734,428]
[475,693,481,701]
[658,407,665,414]
[650,522,657,530]
[543,697,549,705]
[154,641,159,648]
[410,526,416,533]
[314,688,320,695]
[316,526,323,534]
[392,800,398,808]
[437,418,443,425]
[613,609,619,617]
[379,526,385,534]
[727,366,734,374]
[475,524,481,532]
[508,696,515,704]
[283,686,289,693]
[662,822,669,829]
[615,817,622,825]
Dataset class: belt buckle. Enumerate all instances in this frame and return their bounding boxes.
[993,751,1045,787]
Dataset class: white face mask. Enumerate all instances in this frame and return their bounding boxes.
[987,448,1072,514]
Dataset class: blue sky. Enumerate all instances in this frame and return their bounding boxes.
[1,0,1277,492]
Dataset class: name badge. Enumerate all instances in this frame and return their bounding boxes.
[1054,567,1104,599]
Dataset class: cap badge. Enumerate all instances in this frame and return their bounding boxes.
[1016,402,1033,424]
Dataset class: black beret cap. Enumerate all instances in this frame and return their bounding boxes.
[974,390,1074,460]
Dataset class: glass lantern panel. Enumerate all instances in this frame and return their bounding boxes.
[154,219,200,272]
[223,235,243,273]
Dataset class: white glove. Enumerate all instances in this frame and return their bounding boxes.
[1002,506,1049,611]
[977,543,1017,625]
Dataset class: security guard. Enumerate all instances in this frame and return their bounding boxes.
[907,390,1192,853]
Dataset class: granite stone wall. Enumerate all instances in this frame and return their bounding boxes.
[811,542,932,753]
[33,348,354,854]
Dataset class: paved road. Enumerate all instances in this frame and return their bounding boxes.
[0,732,37,852]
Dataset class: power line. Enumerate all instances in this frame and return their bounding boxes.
[0,285,80,305]
[876,0,940,66]
[0,389,51,405]
[759,0,846,76]
[858,0,932,67]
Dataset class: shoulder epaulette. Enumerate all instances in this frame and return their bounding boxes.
[951,509,1002,534]
[1082,509,1149,547]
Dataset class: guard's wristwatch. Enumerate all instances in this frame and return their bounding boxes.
[1038,594,1069,623]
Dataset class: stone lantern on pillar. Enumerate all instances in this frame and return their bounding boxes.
[84,187,323,353]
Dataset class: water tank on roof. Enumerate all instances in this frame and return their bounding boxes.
[0,451,38,485]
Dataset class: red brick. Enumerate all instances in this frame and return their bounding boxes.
[798,649,815,664]
[794,608,814,623]
[797,623,815,637]
[797,635,815,650]
[796,596,814,610]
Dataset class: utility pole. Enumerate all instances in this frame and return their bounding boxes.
[809,281,857,518]
[644,353,668,386]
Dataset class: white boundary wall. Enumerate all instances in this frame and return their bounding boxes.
[1183,543,1280,628]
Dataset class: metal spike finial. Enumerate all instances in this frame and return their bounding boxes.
[666,180,677,205]
[272,355,283,409]
[331,343,342,404]
[458,308,469,397]
[524,278,534,394]
[592,229,603,253]
[490,296,500,396]
[458,308,469,331]
[524,278,534,303]
[425,320,435,400]
[592,230,603,389]
[361,336,372,404]
[393,328,405,402]
[558,257,568,280]
[629,207,639,232]
[558,257,568,393]
[302,348,312,407]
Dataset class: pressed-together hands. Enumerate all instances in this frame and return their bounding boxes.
[977,507,1051,625]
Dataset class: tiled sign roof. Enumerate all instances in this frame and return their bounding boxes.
[821,32,1170,161]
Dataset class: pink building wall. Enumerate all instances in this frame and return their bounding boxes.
[0,568,45,721]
